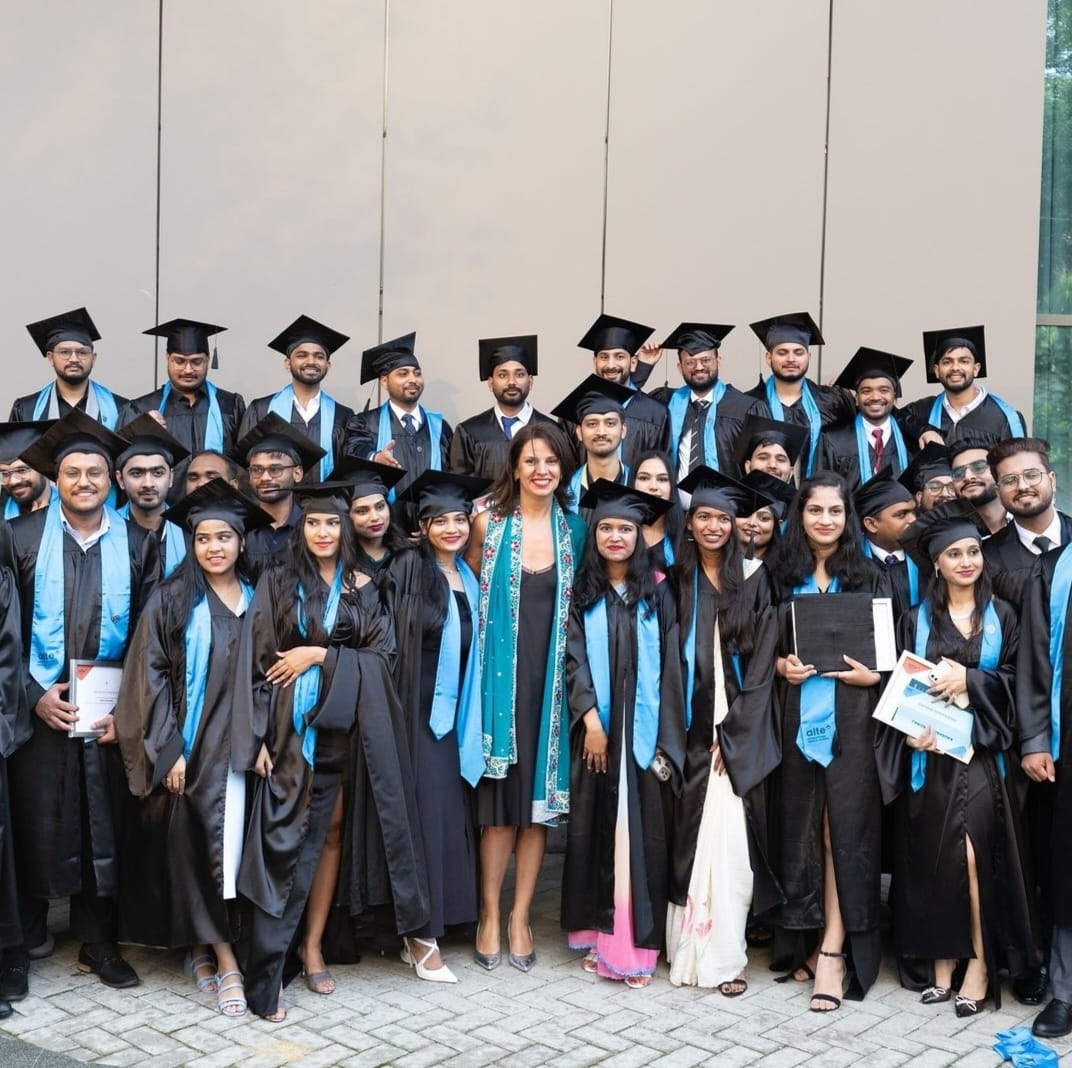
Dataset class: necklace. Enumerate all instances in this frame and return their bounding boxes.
[436,562,459,574]
[948,608,974,620]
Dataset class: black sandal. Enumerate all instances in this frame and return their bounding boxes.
[774,963,814,984]
[718,976,748,997]
[809,950,846,1013]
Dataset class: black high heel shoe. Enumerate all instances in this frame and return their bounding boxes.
[954,992,988,1017]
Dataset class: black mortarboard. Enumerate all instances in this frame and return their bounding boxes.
[26,307,100,356]
[580,479,672,525]
[21,408,126,480]
[333,455,407,499]
[292,481,354,515]
[577,314,654,355]
[899,500,983,569]
[144,318,227,356]
[678,466,773,518]
[163,478,273,536]
[231,412,327,472]
[948,429,1000,463]
[898,442,953,494]
[660,322,735,355]
[749,311,825,350]
[268,315,350,358]
[478,334,538,380]
[0,421,55,463]
[733,414,809,468]
[834,347,913,396]
[922,324,987,382]
[360,332,419,384]
[116,413,191,470]
[396,470,492,519]
[551,374,634,424]
[854,467,915,520]
[741,469,796,519]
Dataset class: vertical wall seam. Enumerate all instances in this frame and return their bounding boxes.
[152,0,164,389]
[817,0,835,382]
[599,0,615,314]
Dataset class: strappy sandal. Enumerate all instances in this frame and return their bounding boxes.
[581,952,599,974]
[774,963,814,984]
[719,975,748,997]
[183,952,218,993]
[216,970,247,1017]
[624,975,652,989]
[809,949,846,1013]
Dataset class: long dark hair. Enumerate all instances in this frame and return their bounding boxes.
[772,472,873,590]
[572,522,657,616]
[626,449,683,564]
[927,552,993,648]
[485,422,576,513]
[352,508,412,575]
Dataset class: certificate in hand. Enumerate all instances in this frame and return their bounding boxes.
[872,650,974,764]
[68,660,124,739]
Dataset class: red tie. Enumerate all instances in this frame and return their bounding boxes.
[871,428,884,473]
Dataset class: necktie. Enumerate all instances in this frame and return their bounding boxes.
[402,413,417,438]
[871,428,884,472]
[688,399,710,473]
[1034,534,1054,554]
[502,415,519,439]
[884,554,899,568]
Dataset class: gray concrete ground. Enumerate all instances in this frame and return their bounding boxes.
[1,855,1068,1067]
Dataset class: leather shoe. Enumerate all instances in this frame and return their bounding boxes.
[1013,965,1049,1005]
[77,944,140,989]
[0,955,29,1001]
[0,998,12,1020]
[1032,997,1072,1038]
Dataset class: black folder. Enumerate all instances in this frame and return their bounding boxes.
[791,592,882,673]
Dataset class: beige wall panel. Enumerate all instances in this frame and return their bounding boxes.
[605,0,831,392]
[822,0,1046,417]
[381,1,609,423]
[156,0,384,407]
[0,2,158,406]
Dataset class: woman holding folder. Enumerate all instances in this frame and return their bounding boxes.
[878,506,1036,1015]
[769,472,889,1011]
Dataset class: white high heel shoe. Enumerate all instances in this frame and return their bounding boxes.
[401,938,458,984]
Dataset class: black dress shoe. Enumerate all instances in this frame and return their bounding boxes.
[0,955,29,1001]
[0,998,12,1020]
[1013,965,1049,1005]
[77,944,140,989]
[1033,997,1072,1038]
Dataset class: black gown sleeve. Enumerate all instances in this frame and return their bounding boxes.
[654,582,686,789]
[0,567,28,760]
[565,603,597,729]
[1015,557,1053,755]
[230,571,280,771]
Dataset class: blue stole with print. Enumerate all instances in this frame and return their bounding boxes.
[766,376,822,476]
[794,574,840,766]
[161,380,225,453]
[668,381,728,473]
[268,386,336,480]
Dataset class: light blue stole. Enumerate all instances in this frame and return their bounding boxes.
[567,463,630,512]
[290,566,344,767]
[33,381,120,430]
[182,582,253,758]
[584,592,662,769]
[268,386,336,480]
[766,376,822,476]
[794,574,840,766]
[161,380,225,452]
[30,501,131,688]
[682,569,743,731]
[862,541,920,607]
[429,561,485,786]
[375,402,444,500]
[911,600,1001,789]
[928,392,1025,438]
[854,415,908,481]
[1047,546,1072,760]
[116,504,187,578]
[4,485,56,520]
[668,381,728,472]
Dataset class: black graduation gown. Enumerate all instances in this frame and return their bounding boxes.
[114,581,248,948]
[669,567,784,920]
[561,581,686,949]
[817,417,917,490]
[243,502,302,584]
[449,408,559,480]
[238,392,355,478]
[9,384,129,424]
[983,514,1072,577]
[877,600,1036,1005]
[3,512,159,903]
[902,393,1028,444]
[768,564,890,999]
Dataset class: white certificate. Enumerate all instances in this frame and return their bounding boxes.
[68,660,124,738]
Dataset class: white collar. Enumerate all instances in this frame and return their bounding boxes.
[389,401,421,428]
[868,539,903,563]
[494,402,532,428]
[1013,512,1062,554]
[291,389,322,422]
[942,385,988,423]
[61,507,110,551]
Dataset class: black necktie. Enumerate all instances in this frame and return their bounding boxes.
[1034,535,1054,554]
[688,399,710,473]
[402,413,417,437]
[884,554,899,568]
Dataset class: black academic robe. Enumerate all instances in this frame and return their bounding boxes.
[9,383,129,424]
[768,563,890,999]
[449,408,558,480]
[3,512,159,901]
[238,391,355,480]
[114,579,249,948]
[817,417,918,490]
[983,513,1072,576]
[560,581,686,949]
[669,567,784,919]
[877,600,1036,1005]
[903,393,1028,444]
[243,502,302,584]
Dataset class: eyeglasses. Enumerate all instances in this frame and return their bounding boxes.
[680,356,715,368]
[997,467,1047,489]
[169,355,209,370]
[0,465,31,481]
[951,459,990,480]
[923,479,956,495]
[50,347,93,359]
[248,463,295,479]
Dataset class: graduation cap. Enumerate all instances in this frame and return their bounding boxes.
[834,347,913,396]
[268,315,350,358]
[26,307,101,356]
[231,412,327,474]
[741,469,796,519]
[898,500,983,569]
[854,467,915,520]
[292,480,354,515]
[21,408,126,480]
[360,332,419,384]
[163,478,273,535]
[922,324,987,382]
[660,322,735,356]
[749,311,824,350]
[116,413,191,470]
[144,318,227,357]
[396,470,492,519]
[0,421,55,463]
[577,314,654,355]
[551,374,634,424]
[478,334,538,380]
[948,429,1001,463]
[733,414,809,469]
[580,479,672,525]
[333,455,407,499]
[898,442,953,494]
[678,466,774,517]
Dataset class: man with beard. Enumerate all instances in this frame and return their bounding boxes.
[449,334,556,479]
[733,414,807,483]
[238,315,354,481]
[114,415,191,579]
[10,308,126,429]
[903,325,1026,444]
[950,433,1006,535]
[184,450,241,494]
[854,469,920,622]
[0,422,55,520]
[233,413,326,581]
[899,443,957,512]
